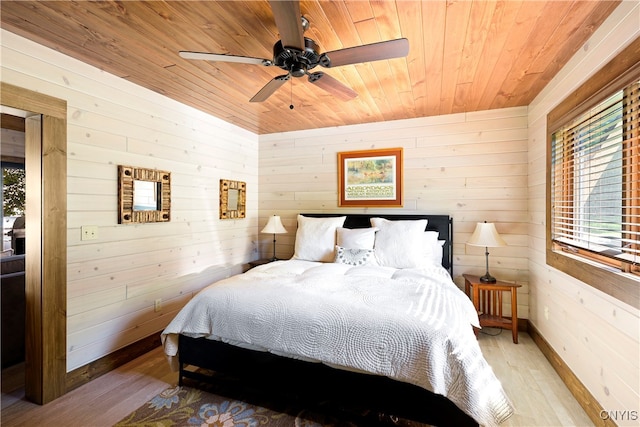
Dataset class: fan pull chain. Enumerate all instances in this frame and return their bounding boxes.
[289,79,294,110]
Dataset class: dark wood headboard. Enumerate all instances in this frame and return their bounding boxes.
[300,213,453,275]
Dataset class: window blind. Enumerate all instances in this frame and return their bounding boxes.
[551,80,639,269]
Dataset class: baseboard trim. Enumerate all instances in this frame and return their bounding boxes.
[65,332,162,393]
[517,317,528,331]
[527,321,616,427]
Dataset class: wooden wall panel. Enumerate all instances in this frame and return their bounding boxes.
[258,106,530,319]
[526,2,639,423]
[2,29,259,372]
[0,127,25,161]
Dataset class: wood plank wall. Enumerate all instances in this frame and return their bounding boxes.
[527,2,639,422]
[0,127,25,162]
[258,106,530,318]
[1,29,259,371]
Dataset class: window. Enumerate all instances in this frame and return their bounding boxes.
[547,37,640,309]
[2,162,26,217]
[2,162,25,254]
[551,82,639,273]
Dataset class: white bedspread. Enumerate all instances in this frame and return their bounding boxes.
[161,260,513,426]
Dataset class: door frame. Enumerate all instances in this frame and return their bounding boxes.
[1,82,67,404]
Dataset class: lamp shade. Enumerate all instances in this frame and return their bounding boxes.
[261,215,287,234]
[466,222,507,247]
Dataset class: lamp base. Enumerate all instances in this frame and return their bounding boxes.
[270,235,277,263]
[479,273,497,283]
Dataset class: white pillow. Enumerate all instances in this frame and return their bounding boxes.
[370,218,428,268]
[336,227,378,250]
[423,231,439,245]
[422,231,446,265]
[334,246,376,266]
[293,215,346,262]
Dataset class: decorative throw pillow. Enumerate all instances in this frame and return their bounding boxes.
[336,227,378,250]
[292,215,346,262]
[370,217,428,268]
[334,246,375,266]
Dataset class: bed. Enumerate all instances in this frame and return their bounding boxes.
[161,213,513,426]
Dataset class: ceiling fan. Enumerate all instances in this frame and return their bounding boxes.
[179,0,409,103]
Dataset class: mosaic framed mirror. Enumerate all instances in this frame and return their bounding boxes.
[118,165,171,224]
[220,179,246,219]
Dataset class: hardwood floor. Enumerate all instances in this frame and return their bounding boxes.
[1,331,593,426]
[478,330,593,427]
[1,349,177,426]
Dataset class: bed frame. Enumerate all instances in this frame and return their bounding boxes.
[177,213,475,426]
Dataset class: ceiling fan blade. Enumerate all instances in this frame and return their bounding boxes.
[250,74,291,102]
[269,0,304,50]
[322,38,409,68]
[179,51,271,66]
[307,72,357,101]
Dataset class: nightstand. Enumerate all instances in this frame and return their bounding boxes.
[247,258,275,270]
[463,274,521,343]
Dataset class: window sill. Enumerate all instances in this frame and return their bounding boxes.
[547,248,639,309]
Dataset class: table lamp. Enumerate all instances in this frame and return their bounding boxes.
[261,215,287,261]
[466,221,507,283]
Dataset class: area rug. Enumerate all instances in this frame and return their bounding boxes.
[116,387,338,427]
[114,376,433,427]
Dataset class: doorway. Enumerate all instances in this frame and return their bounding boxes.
[1,113,26,409]
[1,82,67,404]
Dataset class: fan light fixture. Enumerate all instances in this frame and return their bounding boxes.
[178,1,409,103]
[466,221,507,283]
[261,215,288,261]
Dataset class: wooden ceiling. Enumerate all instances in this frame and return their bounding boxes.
[1,1,620,135]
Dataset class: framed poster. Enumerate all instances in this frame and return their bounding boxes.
[338,148,403,207]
